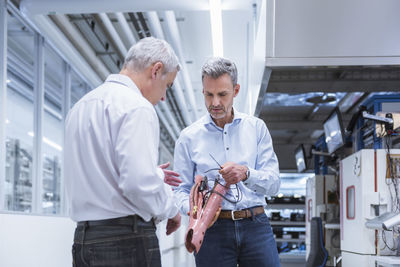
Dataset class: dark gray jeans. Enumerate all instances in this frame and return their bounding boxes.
[72,215,161,267]
[195,212,280,267]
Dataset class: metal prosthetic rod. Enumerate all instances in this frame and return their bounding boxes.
[185,175,229,253]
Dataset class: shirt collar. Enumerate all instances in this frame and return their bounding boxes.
[202,107,245,128]
[105,74,142,95]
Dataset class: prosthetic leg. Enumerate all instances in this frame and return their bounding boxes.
[185,175,229,253]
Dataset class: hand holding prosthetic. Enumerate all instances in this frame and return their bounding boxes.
[185,175,228,253]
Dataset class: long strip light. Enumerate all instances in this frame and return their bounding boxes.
[28,131,63,151]
[209,0,223,57]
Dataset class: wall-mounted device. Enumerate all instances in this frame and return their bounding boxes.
[365,212,400,230]
[323,107,346,155]
[295,144,307,173]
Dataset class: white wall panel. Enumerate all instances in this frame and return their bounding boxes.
[266,0,400,66]
[0,213,75,267]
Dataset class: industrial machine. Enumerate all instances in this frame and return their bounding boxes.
[306,96,400,266]
[350,94,400,152]
[340,97,400,266]
[340,149,400,266]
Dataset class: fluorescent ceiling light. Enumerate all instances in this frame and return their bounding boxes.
[27,131,63,151]
[43,136,63,152]
[209,0,223,57]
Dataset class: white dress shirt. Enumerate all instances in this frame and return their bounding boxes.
[173,109,280,215]
[65,74,178,222]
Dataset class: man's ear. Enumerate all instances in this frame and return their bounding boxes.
[233,84,240,97]
[151,62,164,80]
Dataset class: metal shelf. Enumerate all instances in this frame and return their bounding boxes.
[275,238,305,243]
[270,221,305,226]
[325,223,340,229]
[279,253,306,260]
[267,203,305,209]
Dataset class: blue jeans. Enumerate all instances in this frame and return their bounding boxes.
[195,213,280,267]
[72,216,160,267]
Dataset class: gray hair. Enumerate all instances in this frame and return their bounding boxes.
[123,37,180,74]
[201,57,238,86]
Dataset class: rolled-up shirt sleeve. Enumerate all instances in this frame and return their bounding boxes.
[115,106,178,222]
[242,121,280,196]
[173,133,195,215]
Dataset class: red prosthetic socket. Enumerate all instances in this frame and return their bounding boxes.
[185,175,229,253]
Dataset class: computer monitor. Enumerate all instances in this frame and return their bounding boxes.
[295,144,307,173]
[323,107,345,154]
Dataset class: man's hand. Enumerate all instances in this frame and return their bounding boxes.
[219,162,247,185]
[166,212,181,235]
[159,162,182,187]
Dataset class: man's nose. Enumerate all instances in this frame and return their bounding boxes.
[212,97,220,107]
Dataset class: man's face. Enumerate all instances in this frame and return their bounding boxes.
[153,68,177,105]
[202,73,239,121]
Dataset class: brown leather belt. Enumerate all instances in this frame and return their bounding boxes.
[218,206,265,220]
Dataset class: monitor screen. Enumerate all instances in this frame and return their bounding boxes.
[295,145,307,173]
[324,108,345,154]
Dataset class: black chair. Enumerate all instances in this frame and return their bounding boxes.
[306,217,328,267]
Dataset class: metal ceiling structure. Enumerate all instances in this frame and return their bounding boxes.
[13,0,258,157]
[6,0,400,171]
[257,66,400,170]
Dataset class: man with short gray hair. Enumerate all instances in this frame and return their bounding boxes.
[174,57,281,267]
[65,37,182,267]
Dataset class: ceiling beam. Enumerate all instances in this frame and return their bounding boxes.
[163,11,199,120]
[267,80,400,93]
[24,14,102,87]
[20,0,255,15]
[115,13,137,45]
[146,11,192,126]
[262,113,353,122]
[51,14,110,80]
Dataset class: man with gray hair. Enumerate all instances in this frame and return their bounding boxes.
[174,57,280,266]
[65,37,182,267]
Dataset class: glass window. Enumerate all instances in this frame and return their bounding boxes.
[3,7,91,215]
[42,44,63,214]
[71,70,89,108]
[4,12,35,212]
[346,186,355,219]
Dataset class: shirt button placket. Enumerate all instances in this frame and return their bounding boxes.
[224,128,229,153]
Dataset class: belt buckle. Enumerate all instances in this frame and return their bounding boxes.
[231,210,243,221]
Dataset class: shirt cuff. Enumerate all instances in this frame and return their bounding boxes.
[242,167,255,188]
[156,167,165,181]
[154,203,179,224]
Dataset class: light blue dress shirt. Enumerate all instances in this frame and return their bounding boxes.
[173,108,280,214]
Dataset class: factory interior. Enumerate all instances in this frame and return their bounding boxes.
[1,0,400,266]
